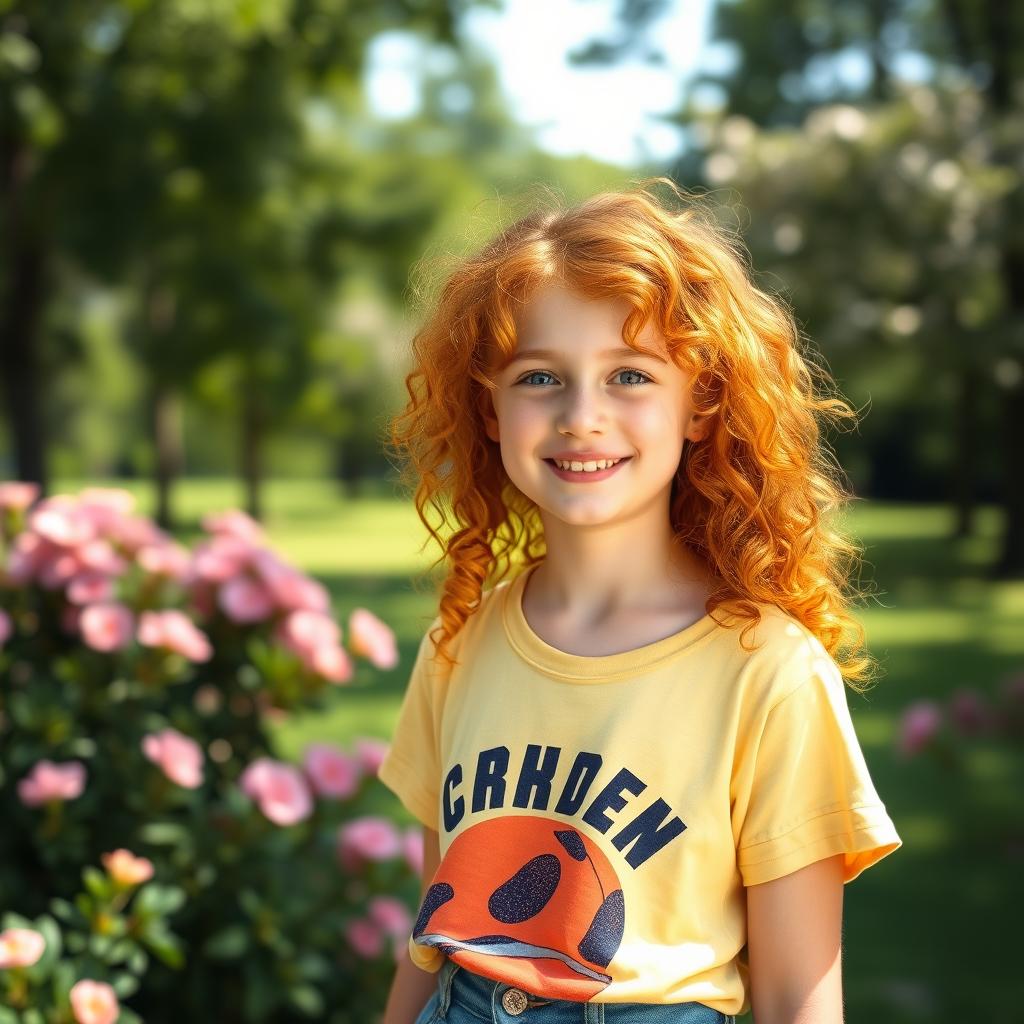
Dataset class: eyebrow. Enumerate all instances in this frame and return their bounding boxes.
[507,346,667,364]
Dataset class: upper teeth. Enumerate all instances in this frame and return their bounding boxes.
[553,457,624,472]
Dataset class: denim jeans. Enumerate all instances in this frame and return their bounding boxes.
[413,957,736,1024]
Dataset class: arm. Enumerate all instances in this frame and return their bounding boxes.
[746,853,845,1024]
[382,826,443,1024]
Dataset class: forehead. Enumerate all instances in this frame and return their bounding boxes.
[512,282,668,358]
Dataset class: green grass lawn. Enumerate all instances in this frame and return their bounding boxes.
[56,479,1024,1022]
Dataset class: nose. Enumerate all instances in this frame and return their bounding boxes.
[556,382,609,436]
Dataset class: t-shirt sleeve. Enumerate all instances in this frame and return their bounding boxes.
[733,645,902,887]
[377,618,443,833]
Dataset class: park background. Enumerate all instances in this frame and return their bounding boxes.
[1,0,1022,1022]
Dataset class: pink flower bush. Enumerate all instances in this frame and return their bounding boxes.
[0,927,46,968]
[0,480,40,511]
[354,737,389,776]
[949,688,994,736]
[18,759,87,806]
[303,744,361,799]
[69,979,120,1024]
[239,757,314,826]
[344,917,384,958]
[276,609,352,683]
[141,728,204,789]
[0,607,12,648]
[137,610,213,662]
[337,817,402,870]
[347,609,399,670]
[368,895,413,937]
[402,825,424,876]
[101,848,154,887]
[219,575,276,623]
[896,700,943,756]
[79,603,134,652]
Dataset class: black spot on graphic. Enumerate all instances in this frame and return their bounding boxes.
[577,889,624,968]
[466,934,516,945]
[489,854,561,923]
[437,942,459,955]
[414,882,454,937]
[555,829,587,861]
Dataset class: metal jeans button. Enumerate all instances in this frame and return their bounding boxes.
[501,988,529,1015]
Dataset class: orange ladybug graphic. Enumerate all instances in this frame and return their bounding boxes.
[412,816,625,1001]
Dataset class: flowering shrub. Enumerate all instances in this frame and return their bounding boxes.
[0,484,421,1022]
[894,671,1024,855]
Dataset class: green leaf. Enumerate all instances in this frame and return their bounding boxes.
[134,883,185,919]
[141,926,185,969]
[287,983,324,1016]
[83,865,112,900]
[112,973,139,998]
[203,924,249,959]
[138,821,191,846]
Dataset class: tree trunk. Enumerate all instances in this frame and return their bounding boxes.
[241,381,264,522]
[950,356,978,540]
[146,285,181,531]
[1,129,48,491]
[152,384,184,530]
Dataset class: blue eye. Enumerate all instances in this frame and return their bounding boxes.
[514,368,652,387]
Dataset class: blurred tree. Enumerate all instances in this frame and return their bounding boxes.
[0,0,496,527]
[575,0,1024,575]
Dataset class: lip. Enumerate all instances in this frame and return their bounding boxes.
[547,451,630,461]
[544,456,631,482]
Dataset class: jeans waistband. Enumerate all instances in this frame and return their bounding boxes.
[435,957,734,1024]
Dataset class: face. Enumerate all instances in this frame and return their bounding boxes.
[482,282,711,530]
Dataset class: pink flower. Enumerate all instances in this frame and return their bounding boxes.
[218,576,276,623]
[79,603,134,653]
[303,744,361,799]
[137,609,213,662]
[402,825,424,876]
[191,535,253,584]
[137,542,191,580]
[4,531,46,585]
[38,549,84,590]
[896,700,943,756]
[368,896,413,937]
[239,757,313,826]
[949,688,993,736]
[17,759,87,806]
[66,571,116,606]
[29,498,96,547]
[337,816,402,869]
[309,643,353,683]
[0,927,46,968]
[345,917,384,958]
[0,608,11,648]
[101,849,154,887]
[69,979,119,1024]
[0,481,40,511]
[202,509,267,545]
[277,609,340,656]
[252,549,330,613]
[75,538,128,576]
[141,728,204,789]
[354,737,389,776]
[347,609,399,670]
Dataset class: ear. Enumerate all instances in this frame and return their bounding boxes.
[686,412,713,444]
[480,391,500,443]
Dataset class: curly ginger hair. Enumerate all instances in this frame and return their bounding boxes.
[385,178,879,693]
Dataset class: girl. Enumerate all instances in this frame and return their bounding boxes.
[378,179,902,1024]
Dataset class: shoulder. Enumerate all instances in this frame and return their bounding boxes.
[419,576,510,670]
[720,602,842,715]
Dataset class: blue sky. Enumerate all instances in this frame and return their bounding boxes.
[364,0,723,168]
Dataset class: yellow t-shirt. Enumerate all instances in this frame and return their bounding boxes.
[377,563,902,1015]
